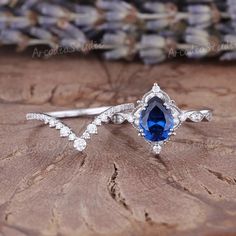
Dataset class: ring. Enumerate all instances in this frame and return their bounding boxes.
[26,83,212,155]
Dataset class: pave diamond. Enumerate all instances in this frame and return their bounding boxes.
[153,145,162,155]
[56,123,63,129]
[94,118,102,126]
[134,118,139,127]
[152,83,160,93]
[205,112,212,121]
[189,112,203,122]
[74,138,86,152]
[44,118,49,124]
[111,114,125,124]
[68,133,76,141]
[87,124,97,134]
[82,132,90,140]
[60,127,71,137]
[100,114,109,123]
[49,119,57,128]
[36,114,42,120]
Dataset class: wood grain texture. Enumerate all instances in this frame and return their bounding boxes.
[0,49,236,236]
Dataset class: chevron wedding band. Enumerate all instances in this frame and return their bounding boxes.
[26,83,212,155]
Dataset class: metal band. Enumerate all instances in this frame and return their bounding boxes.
[26,104,135,152]
[45,106,212,123]
[46,106,111,118]
[181,109,213,122]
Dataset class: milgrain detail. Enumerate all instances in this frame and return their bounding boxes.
[182,110,213,122]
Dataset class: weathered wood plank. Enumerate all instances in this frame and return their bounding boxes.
[0,49,236,236]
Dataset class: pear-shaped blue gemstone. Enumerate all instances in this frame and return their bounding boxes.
[139,97,174,142]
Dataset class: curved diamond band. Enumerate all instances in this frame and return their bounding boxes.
[26,84,212,155]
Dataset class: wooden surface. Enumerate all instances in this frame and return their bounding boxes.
[0,49,236,236]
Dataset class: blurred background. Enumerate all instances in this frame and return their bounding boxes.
[0,0,236,63]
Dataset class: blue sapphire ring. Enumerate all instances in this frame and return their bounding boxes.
[26,83,212,155]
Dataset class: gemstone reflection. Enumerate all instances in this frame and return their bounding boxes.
[139,97,174,141]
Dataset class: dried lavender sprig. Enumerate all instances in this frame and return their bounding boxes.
[0,0,235,64]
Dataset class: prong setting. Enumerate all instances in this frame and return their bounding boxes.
[152,144,162,155]
[132,83,182,154]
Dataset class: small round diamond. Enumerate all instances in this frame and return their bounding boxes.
[100,114,109,123]
[44,118,49,124]
[205,112,212,121]
[68,133,76,141]
[35,114,41,120]
[87,124,97,134]
[153,145,162,155]
[56,123,63,129]
[152,83,160,93]
[189,112,203,122]
[82,132,90,140]
[60,127,71,137]
[74,138,86,152]
[83,132,90,139]
[134,118,139,127]
[94,118,102,126]
[111,114,125,124]
[49,119,57,128]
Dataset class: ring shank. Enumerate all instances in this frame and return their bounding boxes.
[181,109,213,122]
[46,106,111,118]
[45,106,212,123]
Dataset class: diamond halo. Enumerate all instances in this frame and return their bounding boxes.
[132,83,182,154]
